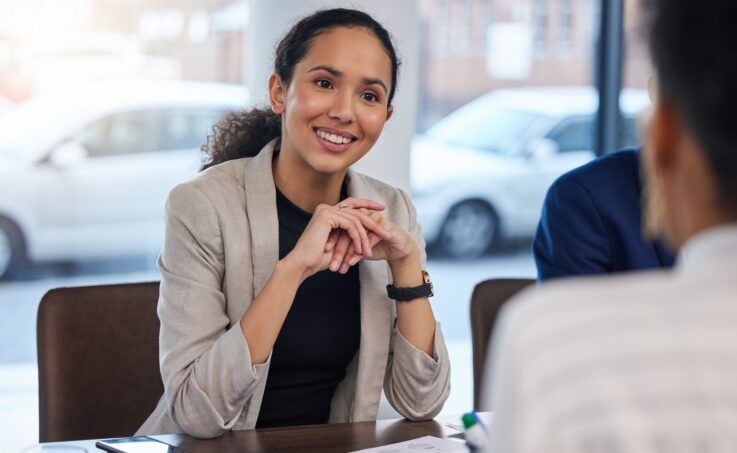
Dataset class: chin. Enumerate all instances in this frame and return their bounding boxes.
[308,157,352,175]
[309,153,364,175]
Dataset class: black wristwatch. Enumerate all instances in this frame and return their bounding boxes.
[386,270,434,301]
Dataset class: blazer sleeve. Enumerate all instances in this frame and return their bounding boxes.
[533,175,613,281]
[157,182,270,438]
[382,188,451,420]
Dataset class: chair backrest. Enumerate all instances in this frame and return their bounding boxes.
[37,281,163,442]
[470,278,534,410]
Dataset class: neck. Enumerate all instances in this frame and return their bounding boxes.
[676,208,737,250]
[663,140,737,249]
[272,151,346,213]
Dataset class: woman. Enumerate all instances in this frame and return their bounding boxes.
[137,8,450,439]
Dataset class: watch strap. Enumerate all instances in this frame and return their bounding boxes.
[386,270,434,301]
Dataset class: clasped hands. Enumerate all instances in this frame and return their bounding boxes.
[286,197,417,280]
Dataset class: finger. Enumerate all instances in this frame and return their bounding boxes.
[343,229,383,270]
[330,233,352,272]
[338,210,371,256]
[347,248,363,267]
[331,211,367,256]
[351,232,380,267]
[325,229,340,252]
[367,231,382,248]
[365,211,395,241]
[340,244,356,274]
[338,197,385,212]
[343,209,392,244]
[315,205,365,256]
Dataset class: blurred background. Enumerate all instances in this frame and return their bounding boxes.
[0,0,649,450]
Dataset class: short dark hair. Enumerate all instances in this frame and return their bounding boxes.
[645,0,737,212]
[201,8,400,170]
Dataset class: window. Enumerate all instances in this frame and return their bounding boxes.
[618,115,641,149]
[533,0,549,55]
[159,110,223,151]
[547,116,595,152]
[454,0,472,54]
[427,101,541,154]
[621,0,650,151]
[74,109,223,158]
[559,0,573,55]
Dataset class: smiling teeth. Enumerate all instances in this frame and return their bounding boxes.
[318,130,352,144]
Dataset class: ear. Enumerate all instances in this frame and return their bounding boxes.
[647,99,680,170]
[268,73,286,114]
[647,73,658,103]
[385,105,394,122]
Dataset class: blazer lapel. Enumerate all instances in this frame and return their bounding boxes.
[347,169,393,421]
[243,140,280,297]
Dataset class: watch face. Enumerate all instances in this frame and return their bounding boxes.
[422,271,434,297]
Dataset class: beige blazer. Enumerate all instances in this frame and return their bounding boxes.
[136,140,451,438]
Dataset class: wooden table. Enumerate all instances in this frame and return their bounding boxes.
[38,414,484,452]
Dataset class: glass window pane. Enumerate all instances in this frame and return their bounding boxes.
[415,0,599,258]
[621,0,651,149]
[413,0,600,418]
[0,2,246,449]
[547,115,595,152]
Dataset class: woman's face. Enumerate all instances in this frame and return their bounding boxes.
[270,26,394,176]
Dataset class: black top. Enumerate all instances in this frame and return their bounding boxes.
[256,184,361,428]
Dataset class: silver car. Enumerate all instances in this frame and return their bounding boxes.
[0,80,248,279]
[411,86,649,259]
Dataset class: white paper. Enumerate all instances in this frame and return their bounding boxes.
[350,435,469,453]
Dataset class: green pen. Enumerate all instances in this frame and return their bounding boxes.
[462,412,488,451]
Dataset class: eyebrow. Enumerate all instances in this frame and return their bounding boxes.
[308,65,388,95]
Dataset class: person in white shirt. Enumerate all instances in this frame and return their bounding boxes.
[483,0,737,452]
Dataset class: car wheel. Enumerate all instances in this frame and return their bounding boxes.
[438,201,498,259]
[0,218,25,280]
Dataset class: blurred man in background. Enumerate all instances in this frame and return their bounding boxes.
[484,0,737,451]
[533,145,674,281]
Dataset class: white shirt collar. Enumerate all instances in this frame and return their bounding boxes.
[677,222,737,273]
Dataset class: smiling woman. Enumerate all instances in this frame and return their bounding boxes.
[136,8,450,439]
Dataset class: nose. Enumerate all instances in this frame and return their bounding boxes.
[328,90,355,124]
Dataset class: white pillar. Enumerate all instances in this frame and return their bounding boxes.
[247,0,419,191]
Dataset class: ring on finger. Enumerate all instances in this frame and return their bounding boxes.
[337,204,352,211]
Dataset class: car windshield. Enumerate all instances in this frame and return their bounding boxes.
[425,100,541,154]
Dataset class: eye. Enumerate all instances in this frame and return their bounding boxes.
[315,78,333,89]
[361,92,379,103]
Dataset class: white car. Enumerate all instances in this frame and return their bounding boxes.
[411,86,649,259]
[0,80,248,279]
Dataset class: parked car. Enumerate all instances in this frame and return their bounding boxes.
[0,80,248,279]
[411,86,649,259]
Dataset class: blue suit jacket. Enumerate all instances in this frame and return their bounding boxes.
[533,148,675,281]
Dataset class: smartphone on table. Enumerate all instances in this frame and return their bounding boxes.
[95,436,189,453]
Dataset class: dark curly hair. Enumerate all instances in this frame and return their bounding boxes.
[201,8,401,171]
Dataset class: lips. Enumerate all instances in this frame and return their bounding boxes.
[314,127,357,153]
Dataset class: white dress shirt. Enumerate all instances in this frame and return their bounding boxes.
[484,223,737,453]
